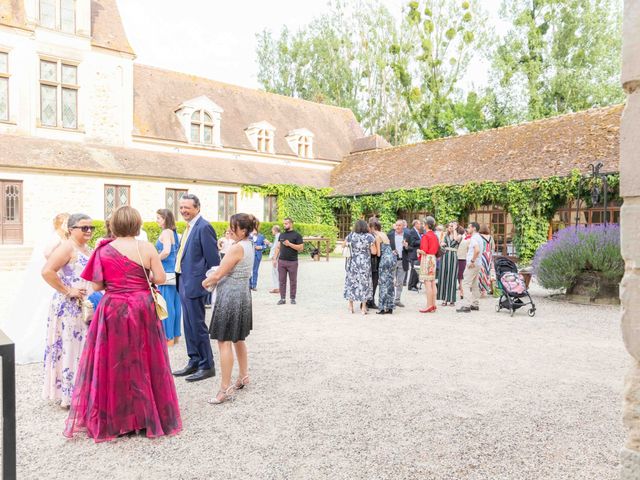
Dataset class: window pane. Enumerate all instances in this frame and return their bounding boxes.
[40,84,57,126]
[190,124,199,143]
[61,88,77,128]
[0,78,7,121]
[218,193,225,220]
[117,186,129,207]
[0,52,7,74]
[203,112,212,123]
[166,189,174,211]
[61,64,77,85]
[191,110,200,121]
[228,194,236,217]
[203,125,213,144]
[4,184,19,222]
[61,0,75,33]
[105,185,116,217]
[39,0,56,28]
[40,60,57,81]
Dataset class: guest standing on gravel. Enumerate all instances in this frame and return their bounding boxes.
[457,222,482,313]
[274,217,304,305]
[388,220,409,308]
[370,219,395,315]
[418,216,439,313]
[344,220,376,315]
[268,225,281,294]
[249,221,266,292]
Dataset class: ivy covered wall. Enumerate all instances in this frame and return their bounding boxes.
[244,172,620,262]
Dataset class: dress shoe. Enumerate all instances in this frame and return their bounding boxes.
[456,306,471,313]
[277,299,286,305]
[409,287,419,292]
[395,301,405,307]
[185,368,216,382]
[172,364,198,377]
[470,305,479,311]
[290,299,297,305]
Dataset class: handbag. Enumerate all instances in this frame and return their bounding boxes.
[136,241,169,321]
[436,245,446,259]
[342,236,352,258]
[161,273,176,286]
[80,298,94,324]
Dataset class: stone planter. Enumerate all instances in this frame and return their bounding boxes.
[566,270,620,305]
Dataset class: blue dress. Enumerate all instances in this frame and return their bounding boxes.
[156,231,182,341]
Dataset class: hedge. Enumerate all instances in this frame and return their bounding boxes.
[90,219,338,254]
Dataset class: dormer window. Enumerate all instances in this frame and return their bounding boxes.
[39,0,76,33]
[286,128,315,158]
[245,121,276,154]
[190,110,214,145]
[174,96,223,147]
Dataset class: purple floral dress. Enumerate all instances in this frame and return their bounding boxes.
[43,248,91,407]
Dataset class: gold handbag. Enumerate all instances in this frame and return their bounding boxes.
[80,298,94,324]
[136,241,169,321]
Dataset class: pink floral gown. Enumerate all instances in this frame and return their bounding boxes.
[64,239,182,442]
[43,247,91,407]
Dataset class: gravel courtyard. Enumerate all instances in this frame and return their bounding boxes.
[5,259,628,479]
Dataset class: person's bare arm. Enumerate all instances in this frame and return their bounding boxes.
[284,239,304,252]
[145,242,166,285]
[469,243,480,267]
[202,243,243,289]
[158,229,172,260]
[42,242,85,298]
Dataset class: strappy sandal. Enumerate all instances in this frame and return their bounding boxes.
[207,386,235,405]
[234,375,250,390]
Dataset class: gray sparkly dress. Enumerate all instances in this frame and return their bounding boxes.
[209,239,254,342]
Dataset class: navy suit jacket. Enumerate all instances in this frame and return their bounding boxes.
[178,217,220,299]
[252,233,266,261]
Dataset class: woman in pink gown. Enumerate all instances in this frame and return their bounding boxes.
[64,206,182,442]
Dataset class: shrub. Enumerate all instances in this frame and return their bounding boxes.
[532,224,623,291]
[89,219,338,254]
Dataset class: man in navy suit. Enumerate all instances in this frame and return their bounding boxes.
[172,194,220,382]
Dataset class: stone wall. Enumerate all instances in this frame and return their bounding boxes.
[620,0,640,477]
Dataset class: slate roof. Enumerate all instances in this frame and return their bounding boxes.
[330,105,623,196]
[133,65,365,162]
[0,134,330,187]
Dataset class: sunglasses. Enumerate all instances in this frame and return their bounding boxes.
[71,226,96,233]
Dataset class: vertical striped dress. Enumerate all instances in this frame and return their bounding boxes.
[479,235,495,294]
[436,235,459,303]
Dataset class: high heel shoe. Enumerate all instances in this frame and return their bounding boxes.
[234,375,250,390]
[419,306,437,313]
[207,385,235,405]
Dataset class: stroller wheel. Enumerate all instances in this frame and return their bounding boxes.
[528,308,536,317]
[495,303,501,312]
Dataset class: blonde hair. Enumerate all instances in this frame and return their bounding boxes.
[110,206,142,238]
[53,213,70,238]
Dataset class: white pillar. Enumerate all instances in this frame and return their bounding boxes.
[620,1,640,477]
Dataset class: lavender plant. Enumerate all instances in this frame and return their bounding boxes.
[532,224,623,291]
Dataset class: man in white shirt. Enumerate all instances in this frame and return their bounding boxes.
[388,220,409,307]
[457,222,482,313]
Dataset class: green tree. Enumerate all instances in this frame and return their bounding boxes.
[390,0,489,140]
[493,0,624,121]
[255,0,414,145]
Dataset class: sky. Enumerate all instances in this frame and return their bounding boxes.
[118,0,505,91]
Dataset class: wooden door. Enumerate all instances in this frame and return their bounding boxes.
[1,181,23,244]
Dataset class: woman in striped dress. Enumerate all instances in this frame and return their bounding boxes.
[436,222,460,306]
[478,224,496,296]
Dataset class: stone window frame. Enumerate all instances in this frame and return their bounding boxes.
[286,128,315,159]
[38,0,76,33]
[165,188,188,219]
[0,50,10,122]
[175,96,223,148]
[38,57,79,130]
[245,121,276,154]
[104,184,130,219]
[218,191,237,222]
[190,110,215,145]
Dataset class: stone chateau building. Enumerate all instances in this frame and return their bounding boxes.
[0,0,622,260]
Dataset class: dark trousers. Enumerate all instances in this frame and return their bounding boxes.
[407,260,420,290]
[178,283,213,370]
[369,256,379,306]
[278,259,299,299]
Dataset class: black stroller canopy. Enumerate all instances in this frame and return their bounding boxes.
[495,256,518,278]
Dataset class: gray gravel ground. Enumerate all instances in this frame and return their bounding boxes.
[0,259,627,479]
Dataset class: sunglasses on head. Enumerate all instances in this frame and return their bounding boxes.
[71,226,96,233]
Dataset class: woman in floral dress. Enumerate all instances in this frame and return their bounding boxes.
[368,218,395,315]
[41,213,95,407]
[344,220,376,315]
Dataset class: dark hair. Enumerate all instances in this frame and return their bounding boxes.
[353,219,369,234]
[156,208,177,231]
[456,225,465,235]
[111,206,142,238]
[425,216,436,231]
[284,217,293,223]
[368,218,381,232]
[230,213,257,239]
[180,193,200,209]
[469,222,480,232]
[479,224,491,235]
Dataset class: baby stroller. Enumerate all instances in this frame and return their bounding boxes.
[494,257,536,317]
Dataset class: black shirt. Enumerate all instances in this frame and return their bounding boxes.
[278,230,304,261]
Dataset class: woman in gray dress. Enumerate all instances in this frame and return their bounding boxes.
[203,213,256,405]
[344,219,376,315]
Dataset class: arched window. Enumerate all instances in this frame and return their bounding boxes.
[297,136,312,158]
[190,110,214,145]
[257,129,273,153]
